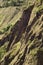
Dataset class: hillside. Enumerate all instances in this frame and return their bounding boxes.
[0,0,43,65]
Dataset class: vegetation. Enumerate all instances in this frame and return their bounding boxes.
[0,0,43,65]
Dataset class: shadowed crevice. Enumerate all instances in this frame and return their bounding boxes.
[15,45,28,65]
[26,9,43,33]
[6,4,34,51]
[37,50,43,65]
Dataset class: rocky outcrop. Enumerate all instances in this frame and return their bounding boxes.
[0,0,43,65]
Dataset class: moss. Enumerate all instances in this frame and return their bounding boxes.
[0,41,9,60]
[0,46,6,60]
[0,24,12,34]
[29,48,39,56]
[0,14,4,22]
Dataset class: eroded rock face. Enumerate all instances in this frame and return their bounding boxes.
[0,0,43,65]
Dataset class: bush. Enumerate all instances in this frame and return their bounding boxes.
[2,1,8,7]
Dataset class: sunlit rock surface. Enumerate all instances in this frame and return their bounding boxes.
[0,0,43,65]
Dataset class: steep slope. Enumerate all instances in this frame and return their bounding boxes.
[0,0,43,65]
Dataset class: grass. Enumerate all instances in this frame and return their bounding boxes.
[0,41,9,60]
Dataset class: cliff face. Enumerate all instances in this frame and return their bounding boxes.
[0,0,43,65]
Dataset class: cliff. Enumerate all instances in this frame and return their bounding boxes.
[0,0,43,65]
